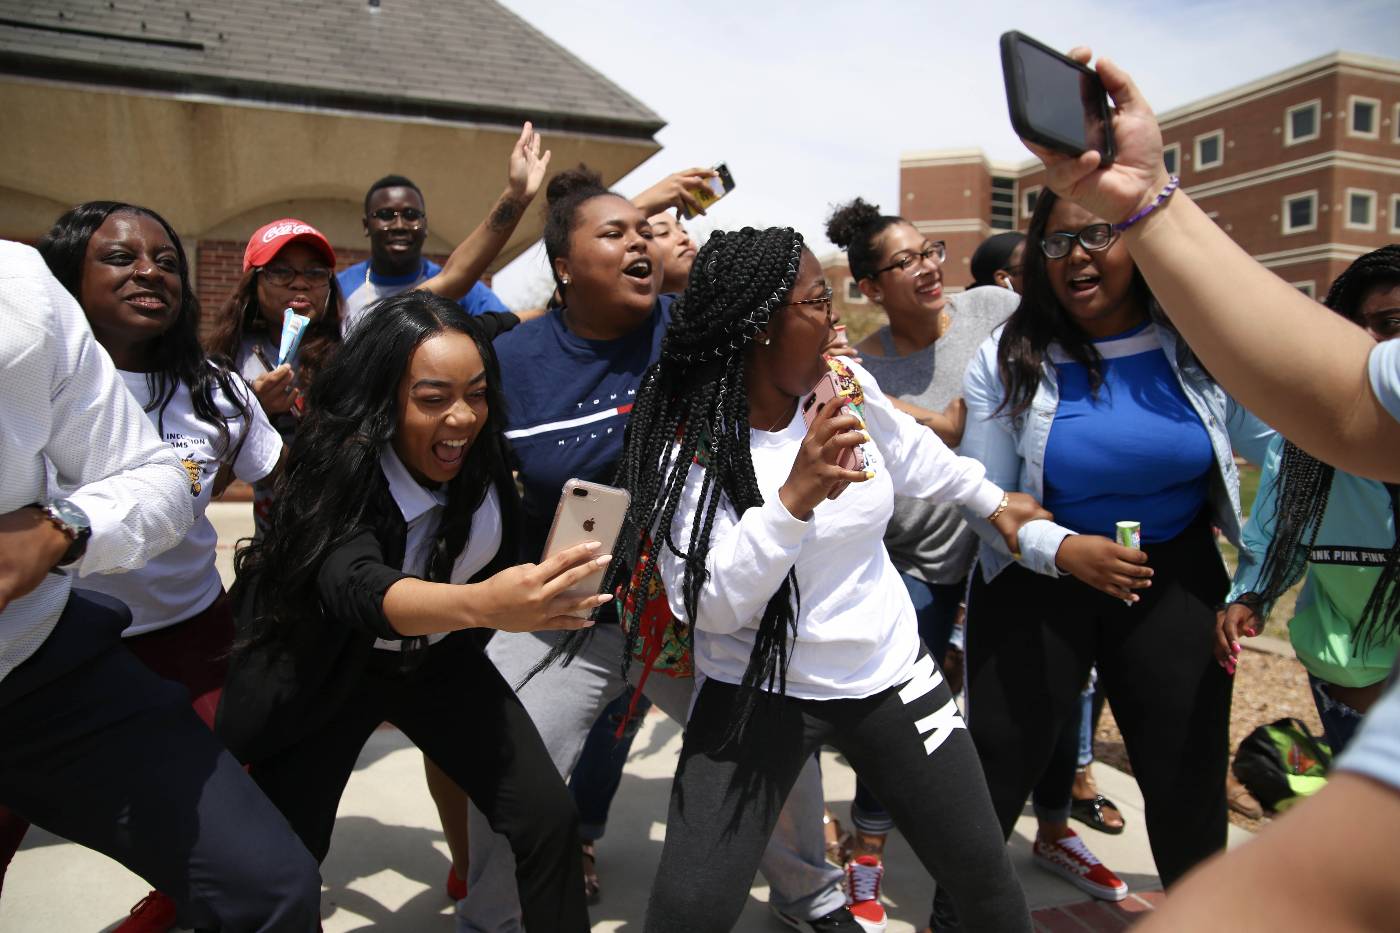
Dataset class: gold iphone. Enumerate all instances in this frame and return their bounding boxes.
[541,479,632,616]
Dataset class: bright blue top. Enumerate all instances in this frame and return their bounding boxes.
[337,258,508,335]
[1042,322,1214,543]
[493,296,673,561]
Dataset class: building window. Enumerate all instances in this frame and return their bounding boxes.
[990,176,1016,231]
[1282,191,1318,234]
[1346,189,1377,230]
[1022,186,1041,218]
[1292,281,1316,298]
[1284,100,1321,145]
[1194,130,1224,171]
[1349,96,1380,138]
[844,278,867,303]
[1162,143,1180,176]
[1392,194,1400,235]
[1394,103,1400,143]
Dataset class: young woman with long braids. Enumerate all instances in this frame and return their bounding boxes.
[215,290,604,930]
[1220,245,1400,754]
[0,202,290,929]
[463,169,851,932]
[943,188,1273,927]
[589,224,1044,933]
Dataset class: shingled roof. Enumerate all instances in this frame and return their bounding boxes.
[0,0,664,139]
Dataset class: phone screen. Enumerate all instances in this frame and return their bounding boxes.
[1005,34,1111,161]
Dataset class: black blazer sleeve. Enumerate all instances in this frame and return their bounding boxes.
[476,310,521,339]
[316,524,413,641]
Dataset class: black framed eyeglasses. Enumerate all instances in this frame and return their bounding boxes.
[259,264,332,287]
[369,207,426,226]
[1040,223,1116,260]
[872,241,946,278]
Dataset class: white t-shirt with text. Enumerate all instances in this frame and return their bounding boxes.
[79,368,282,635]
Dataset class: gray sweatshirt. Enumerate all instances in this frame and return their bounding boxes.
[859,286,1018,584]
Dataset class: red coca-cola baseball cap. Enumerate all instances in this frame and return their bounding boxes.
[242,218,337,273]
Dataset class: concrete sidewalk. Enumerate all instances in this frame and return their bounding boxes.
[0,502,1250,930]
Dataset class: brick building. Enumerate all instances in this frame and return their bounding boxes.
[0,0,664,317]
[894,51,1399,298]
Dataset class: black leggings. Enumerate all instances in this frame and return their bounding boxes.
[966,519,1231,884]
[646,658,1031,933]
[249,632,589,933]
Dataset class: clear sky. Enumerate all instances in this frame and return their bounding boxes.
[489,0,1400,306]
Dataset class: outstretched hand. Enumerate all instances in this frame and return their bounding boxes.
[1021,48,1172,224]
[632,167,717,218]
[508,121,552,203]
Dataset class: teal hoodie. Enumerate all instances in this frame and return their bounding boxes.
[1229,434,1398,688]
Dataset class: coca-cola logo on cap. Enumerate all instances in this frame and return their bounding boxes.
[262,221,316,243]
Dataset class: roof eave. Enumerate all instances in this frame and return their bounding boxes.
[0,54,666,141]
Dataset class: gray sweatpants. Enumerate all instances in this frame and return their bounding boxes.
[460,624,844,931]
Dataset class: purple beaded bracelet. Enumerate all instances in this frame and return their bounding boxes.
[1113,175,1180,233]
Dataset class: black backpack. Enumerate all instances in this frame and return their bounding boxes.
[1231,717,1332,813]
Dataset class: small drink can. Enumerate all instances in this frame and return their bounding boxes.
[1116,521,1141,550]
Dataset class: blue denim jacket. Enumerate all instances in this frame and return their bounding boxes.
[961,313,1275,582]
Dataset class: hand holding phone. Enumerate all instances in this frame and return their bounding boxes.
[781,384,871,519]
[680,163,735,219]
[540,479,631,618]
[1001,31,1114,165]
[801,371,864,471]
[1010,46,1173,229]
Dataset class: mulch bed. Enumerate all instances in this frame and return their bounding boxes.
[1092,643,1322,831]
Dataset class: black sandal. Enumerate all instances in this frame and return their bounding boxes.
[1070,794,1125,835]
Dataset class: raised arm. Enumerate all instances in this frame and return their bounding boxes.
[1025,49,1400,480]
[419,122,551,301]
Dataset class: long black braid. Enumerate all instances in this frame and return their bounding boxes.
[535,227,806,734]
[1247,245,1400,649]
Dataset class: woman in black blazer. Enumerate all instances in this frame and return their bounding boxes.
[218,291,605,932]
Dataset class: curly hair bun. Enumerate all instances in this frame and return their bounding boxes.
[546,165,606,206]
[825,198,884,250]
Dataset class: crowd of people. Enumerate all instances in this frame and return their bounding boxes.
[0,45,1398,933]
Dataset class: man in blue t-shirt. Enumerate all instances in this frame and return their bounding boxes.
[338,174,510,335]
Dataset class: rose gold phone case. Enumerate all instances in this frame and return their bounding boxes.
[801,372,863,470]
[541,479,632,617]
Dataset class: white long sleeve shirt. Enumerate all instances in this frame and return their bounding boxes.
[0,242,193,682]
[658,359,1003,699]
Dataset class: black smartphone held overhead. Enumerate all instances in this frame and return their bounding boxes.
[681,163,736,219]
[1000,31,1114,166]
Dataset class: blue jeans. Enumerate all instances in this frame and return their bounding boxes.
[850,574,964,835]
[569,688,652,840]
[1308,673,1365,756]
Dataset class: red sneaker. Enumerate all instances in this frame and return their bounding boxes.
[446,865,467,901]
[1032,829,1129,901]
[843,856,889,932]
[113,891,177,933]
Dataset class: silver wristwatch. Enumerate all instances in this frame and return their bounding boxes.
[34,498,92,568]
